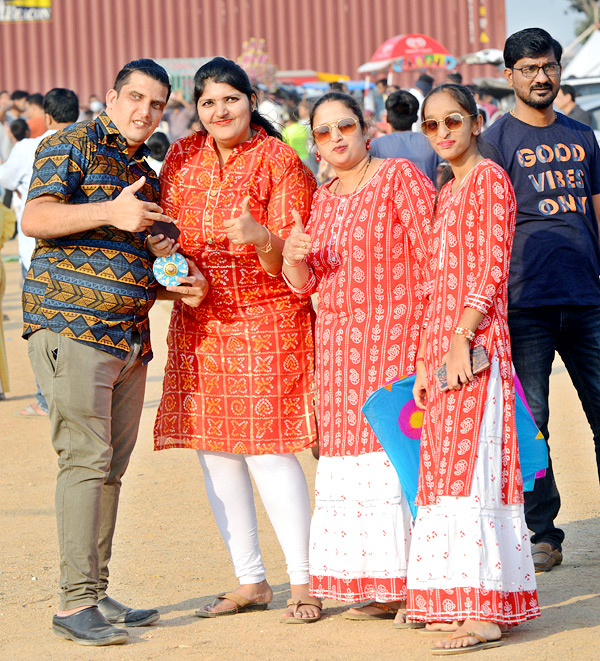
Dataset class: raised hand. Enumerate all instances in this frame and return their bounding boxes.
[110,177,177,233]
[282,210,312,266]
[222,196,267,246]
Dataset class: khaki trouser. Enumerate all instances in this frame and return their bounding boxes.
[28,329,147,610]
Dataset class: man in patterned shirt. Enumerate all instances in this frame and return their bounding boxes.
[21,59,206,646]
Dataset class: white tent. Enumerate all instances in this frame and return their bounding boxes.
[562,30,600,78]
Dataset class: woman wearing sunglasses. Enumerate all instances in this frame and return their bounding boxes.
[283,92,436,625]
[406,84,540,654]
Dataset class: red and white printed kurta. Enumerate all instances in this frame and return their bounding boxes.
[417,159,521,505]
[154,128,317,454]
[290,158,436,457]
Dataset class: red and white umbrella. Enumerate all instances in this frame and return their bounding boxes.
[358,33,455,74]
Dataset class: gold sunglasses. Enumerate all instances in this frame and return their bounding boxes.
[312,117,359,145]
[420,112,475,138]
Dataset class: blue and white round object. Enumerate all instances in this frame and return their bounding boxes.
[153,253,189,287]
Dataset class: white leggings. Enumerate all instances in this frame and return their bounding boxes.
[197,451,311,585]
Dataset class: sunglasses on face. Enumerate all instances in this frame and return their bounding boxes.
[312,117,359,144]
[420,112,475,138]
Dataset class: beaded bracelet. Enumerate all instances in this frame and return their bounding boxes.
[454,326,475,342]
[255,226,273,253]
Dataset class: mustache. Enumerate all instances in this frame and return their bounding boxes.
[531,84,552,90]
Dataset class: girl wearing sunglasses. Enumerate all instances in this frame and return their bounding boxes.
[406,84,540,653]
[282,92,436,626]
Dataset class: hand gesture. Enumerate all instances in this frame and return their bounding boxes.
[146,234,179,257]
[110,177,176,233]
[167,258,209,308]
[282,210,311,266]
[222,196,267,246]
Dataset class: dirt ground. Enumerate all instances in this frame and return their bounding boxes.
[1,237,599,660]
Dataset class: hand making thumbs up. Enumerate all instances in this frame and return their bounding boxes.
[223,195,268,246]
[283,209,312,266]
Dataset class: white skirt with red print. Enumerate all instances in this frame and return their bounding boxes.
[309,451,414,603]
[406,355,540,625]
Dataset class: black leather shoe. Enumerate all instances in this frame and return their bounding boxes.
[97,595,160,627]
[52,606,129,646]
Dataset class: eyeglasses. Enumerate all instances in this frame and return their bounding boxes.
[420,113,474,138]
[511,63,561,79]
[312,117,359,144]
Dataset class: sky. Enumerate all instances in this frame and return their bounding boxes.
[505,0,579,47]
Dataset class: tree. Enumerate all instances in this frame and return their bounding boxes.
[568,0,600,35]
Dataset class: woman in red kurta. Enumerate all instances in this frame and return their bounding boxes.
[407,85,540,654]
[153,58,321,623]
[283,93,435,626]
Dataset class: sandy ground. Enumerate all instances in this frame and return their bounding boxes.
[1,237,599,660]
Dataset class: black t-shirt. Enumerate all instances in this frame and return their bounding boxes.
[481,112,600,308]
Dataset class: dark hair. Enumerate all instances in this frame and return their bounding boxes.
[385,90,419,131]
[447,72,463,85]
[422,84,480,204]
[193,57,281,140]
[560,83,576,101]
[10,90,28,101]
[147,131,170,161]
[113,59,172,102]
[9,118,30,141]
[309,92,366,132]
[43,88,79,123]
[26,93,44,108]
[504,28,562,69]
[376,78,387,87]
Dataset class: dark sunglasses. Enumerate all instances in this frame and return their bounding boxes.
[312,117,359,145]
[420,112,475,138]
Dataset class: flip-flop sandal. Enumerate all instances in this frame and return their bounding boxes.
[281,597,322,624]
[419,629,509,637]
[15,403,49,417]
[343,601,398,620]
[393,614,426,629]
[194,592,269,618]
[431,631,503,655]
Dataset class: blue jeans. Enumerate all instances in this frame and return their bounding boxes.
[508,305,600,552]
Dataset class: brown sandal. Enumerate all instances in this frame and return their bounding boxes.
[281,597,322,624]
[195,592,269,618]
[431,631,503,655]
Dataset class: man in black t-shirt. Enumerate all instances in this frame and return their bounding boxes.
[482,28,600,574]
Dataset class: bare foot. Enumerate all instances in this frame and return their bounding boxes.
[56,605,95,617]
[434,620,502,651]
[425,620,462,632]
[281,584,321,621]
[197,580,273,615]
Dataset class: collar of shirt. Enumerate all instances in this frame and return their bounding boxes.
[96,111,151,162]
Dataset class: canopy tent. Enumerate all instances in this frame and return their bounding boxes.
[358,33,456,74]
[562,30,600,78]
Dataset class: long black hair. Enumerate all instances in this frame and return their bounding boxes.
[193,57,281,140]
[422,83,480,202]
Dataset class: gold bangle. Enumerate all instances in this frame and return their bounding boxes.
[255,226,273,253]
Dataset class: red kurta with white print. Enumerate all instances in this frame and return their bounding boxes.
[290,159,435,457]
[417,159,522,505]
[153,128,317,454]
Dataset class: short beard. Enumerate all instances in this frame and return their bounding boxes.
[516,87,557,110]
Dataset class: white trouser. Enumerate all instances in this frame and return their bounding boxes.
[197,451,311,585]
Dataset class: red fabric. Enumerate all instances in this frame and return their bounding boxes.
[417,160,522,505]
[293,159,435,457]
[310,574,407,603]
[154,128,318,454]
[408,586,540,625]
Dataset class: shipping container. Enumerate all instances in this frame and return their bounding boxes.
[0,0,508,105]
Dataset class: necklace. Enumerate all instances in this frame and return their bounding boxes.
[334,155,372,195]
[510,108,557,122]
[451,159,483,195]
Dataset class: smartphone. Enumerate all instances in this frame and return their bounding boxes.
[435,345,490,392]
[151,219,180,241]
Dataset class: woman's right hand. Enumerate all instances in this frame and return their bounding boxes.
[282,210,312,265]
[413,362,429,410]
